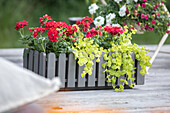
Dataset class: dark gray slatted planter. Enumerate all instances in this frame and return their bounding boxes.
[23,49,145,90]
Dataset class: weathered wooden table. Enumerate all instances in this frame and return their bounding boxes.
[0,45,170,113]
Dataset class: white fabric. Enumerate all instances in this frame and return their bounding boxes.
[0,58,61,113]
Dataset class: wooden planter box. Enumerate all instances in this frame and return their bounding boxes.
[23,49,145,90]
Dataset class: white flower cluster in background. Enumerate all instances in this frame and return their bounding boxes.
[88,3,99,15]
[134,0,138,2]
[118,5,126,17]
[112,24,121,27]
[94,16,105,26]
[106,13,116,25]
[114,0,122,4]
[126,0,130,4]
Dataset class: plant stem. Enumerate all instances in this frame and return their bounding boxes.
[19,30,24,38]
[41,43,45,52]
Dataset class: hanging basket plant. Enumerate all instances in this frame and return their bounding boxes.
[89,0,170,35]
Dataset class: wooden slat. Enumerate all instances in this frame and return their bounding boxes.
[88,58,96,87]
[58,53,66,88]
[33,51,39,74]
[28,50,34,71]
[78,65,86,87]
[117,66,125,86]
[136,60,145,85]
[97,52,106,86]
[107,52,112,86]
[47,53,56,80]
[39,52,46,77]
[67,53,76,87]
[23,48,29,68]
[127,52,135,85]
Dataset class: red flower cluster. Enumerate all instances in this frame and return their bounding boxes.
[64,25,77,36]
[47,28,59,42]
[81,16,93,25]
[141,14,149,20]
[85,29,102,38]
[44,21,68,42]
[145,24,154,31]
[76,16,93,32]
[15,20,28,30]
[39,14,52,25]
[31,27,46,39]
[104,26,124,36]
[45,21,67,29]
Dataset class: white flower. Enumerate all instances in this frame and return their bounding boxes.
[94,16,105,26]
[106,13,116,24]
[112,24,121,27]
[120,5,126,12]
[88,3,99,15]
[119,5,126,17]
[134,0,138,2]
[114,0,122,4]
[119,10,126,17]
[126,0,130,4]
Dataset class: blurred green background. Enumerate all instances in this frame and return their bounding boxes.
[0,0,170,48]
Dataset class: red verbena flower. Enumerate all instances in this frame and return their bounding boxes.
[64,25,77,36]
[45,21,67,29]
[104,26,122,36]
[81,16,93,25]
[87,29,102,37]
[148,27,154,31]
[142,3,146,8]
[28,27,33,32]
[47,28,59,42]
[145,24,149,29]
[39,14,52,25]
[136,4,140,7]
[151,20,156,25]
[76,20,89,32]
[104,26,111,33]
[15,20,28,30]
[145,14,149,20]
[141,14,145,19]
[32,27,46,39]
[154,5,157,10]
[126,9,129,14]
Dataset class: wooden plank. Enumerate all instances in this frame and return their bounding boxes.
[33,51,39,74]
[39,52,46,77]
[117,76,125,86]
[67,53,76,88]
[78,65,86,87]
[23,48,29,68]
[127,52,135,85]
[107,52,112,86]
[97,52,106,86]
[88,58,96,87]
[58,53,66,88]
[47,53,56,80]
[117,66,125,86]
[28,50,34,71]
[136,60,145,85]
